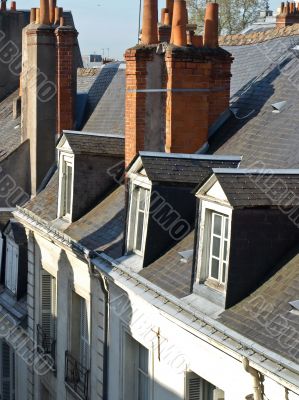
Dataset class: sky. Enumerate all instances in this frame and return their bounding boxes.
[15,0,281,60]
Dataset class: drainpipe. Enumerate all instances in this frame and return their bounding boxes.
[243,357,263,400]
[84,250,109,400]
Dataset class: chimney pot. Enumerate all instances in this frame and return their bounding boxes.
[54,7,63,25]
[192,34,203,47]
[40,0,50,25]
[141,0,158,45]
[280,1,285,13]
[164,10,171,25]
[60,16,64,26]
[1,1,6,11]
[30,8,37,23]
[161,7,168,24]
[171,0,187,46]
[36,8,40,23]
[49,0,56,24]
[10,1,16,11]
[166,0,174,22]
[204,2,219,48]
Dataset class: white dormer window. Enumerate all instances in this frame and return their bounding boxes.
[197,200,232,293]
[127,183,150,256]
[5,239,18,295]
[58,154,74,221]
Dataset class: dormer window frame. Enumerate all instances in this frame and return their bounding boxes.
[126,173,152,257]
[58,152,74,222]
[197,199,232,293]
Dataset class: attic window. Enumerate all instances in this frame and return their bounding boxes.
[179,250,193,263]
[58,154,74,221]
[289,300,299,315]
[271,101,287,114]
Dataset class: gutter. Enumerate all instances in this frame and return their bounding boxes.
[84,250,109,400]
[14,207,299,394]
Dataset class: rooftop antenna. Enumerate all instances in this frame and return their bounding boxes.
[138,0,142,43]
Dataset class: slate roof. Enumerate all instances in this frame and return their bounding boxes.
[77,68,101,93]
[25,171,58,222]
[138,152,241,184]
[212,169,299,207]
[219,245,299,364]
[210,34,299,168]
[139,232,195,298]
[0,90,21,162]
[65,186,125,258]
[61,131,124,156]
[83,63,125,135]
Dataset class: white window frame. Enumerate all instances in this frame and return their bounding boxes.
[5,238,18,295]
[58,152,74,221]
[122,332,150,400]
[127,177,151,256]
[197,200,232,292]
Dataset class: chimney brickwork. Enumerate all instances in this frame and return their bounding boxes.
[276,1,299,26]
[125,0,233,166]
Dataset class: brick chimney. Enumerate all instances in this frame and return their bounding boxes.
[55,18,78,136]
[21,0,77,194]
[276,1,299,26]
[125,0,233,166]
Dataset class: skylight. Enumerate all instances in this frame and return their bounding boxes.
[271,101,287,113]
[289,300,299,315]
[179,250,194,263]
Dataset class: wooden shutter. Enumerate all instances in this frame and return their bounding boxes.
[186,371,202,400]
[80,298,89,368]
[5,243,13,291]
[41,271,56,340]
[5,241,18,295]
[1,342,11,400]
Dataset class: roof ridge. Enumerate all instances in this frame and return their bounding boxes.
[139,151,242,161]
[219,24,299,46]
[213,168,299,175]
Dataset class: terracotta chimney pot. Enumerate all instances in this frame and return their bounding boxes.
[1,1,6,11]
[60,16,64,26]
[171,0,187,46]
[164,11,171,25]
[30,8,36,23]
[49,0,56,24]
[10,1,16,11]
[290,2,294,13]
[161,7,168,24]
[36,8,40,23]
[141,0,158,44]
[204,2,219,48]
[40,0,50,25]
[280,1,285,13]
[54,7,63,25]
[192,34,203,47]
[166,0,174,22]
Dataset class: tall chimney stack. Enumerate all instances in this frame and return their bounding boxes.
[204,2,219,48]
[141,0,158,44]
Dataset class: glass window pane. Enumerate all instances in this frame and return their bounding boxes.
[139,188,146,211]
[225,217,229,239]
[139,346,148,373]
[223,240,228,261]
[213,214,222,236]
[222,263,227,284]
[138,372,148,400]
[212,236,221,258]
[211,258,220,279]
[135,212,144,251]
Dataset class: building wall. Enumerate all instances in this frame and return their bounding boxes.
[108,282,299,400]
[26,230,105,400]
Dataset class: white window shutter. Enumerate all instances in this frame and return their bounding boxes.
[186,371,202,400]
[1,342,11,400]
[80,298,89,368]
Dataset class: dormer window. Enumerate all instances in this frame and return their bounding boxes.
[127,183,150,256]
[58,154,74,221]
[208,212,229,288]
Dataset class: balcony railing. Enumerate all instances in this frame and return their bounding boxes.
[65,351,89,400]
[36,324,56,368]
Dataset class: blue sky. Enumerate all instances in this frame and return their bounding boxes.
[15,0,280,60]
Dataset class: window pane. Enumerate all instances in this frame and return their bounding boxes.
[223,240,228,262]
[138,371,148,400]
[139,346,148,373]
[135,212,145,251]
[211,258,220,280]
[222,263,227,284]
[213,214,222,236]
[224,217,229,239]
[65,164,72,215]
[212,236,221,258]
[139,188,146,211]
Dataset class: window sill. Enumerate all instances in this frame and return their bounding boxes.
[205,279,226,294]
[116,253,144,273]
[192,283,225,310]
